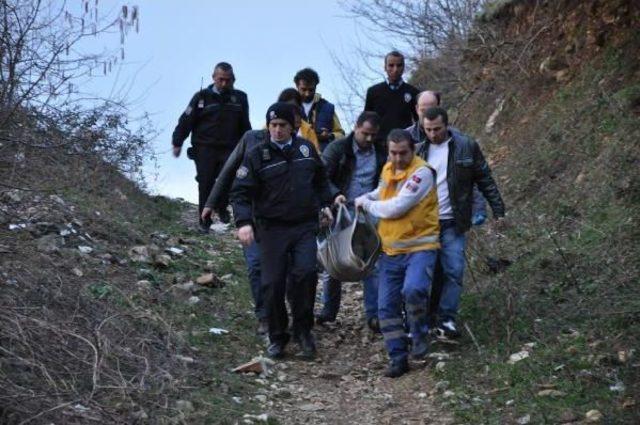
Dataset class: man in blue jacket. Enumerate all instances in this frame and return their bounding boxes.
[294,68,345,151]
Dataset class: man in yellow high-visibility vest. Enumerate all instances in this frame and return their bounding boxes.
[355,129,440,378]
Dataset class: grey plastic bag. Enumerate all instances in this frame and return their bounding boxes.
[317,204,381,282]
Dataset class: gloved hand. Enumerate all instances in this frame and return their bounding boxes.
[471,212,487,226]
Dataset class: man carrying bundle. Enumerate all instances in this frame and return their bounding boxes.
[355,129,439,378]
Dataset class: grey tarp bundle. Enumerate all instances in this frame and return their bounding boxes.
[317,204,381,282]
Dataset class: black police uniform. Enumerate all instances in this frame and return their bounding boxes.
[230,136,335,346]
[364,81,419,143]
[172,85,251,227]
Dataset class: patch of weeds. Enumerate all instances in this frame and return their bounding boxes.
[87,281,112,299]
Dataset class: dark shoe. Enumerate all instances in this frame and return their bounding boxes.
[435,319,461,339]
[198,222,210,234]
[384,359,409,378]
[411,338,430,360]
[266,342,285,359]
[315,314,335,326]
[297,332,317,360]
[367,317,380,334]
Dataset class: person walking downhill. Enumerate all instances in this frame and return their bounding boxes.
[294,68,345,152]
[317,111,386,332]
[171,62,251,231]
[417,107,505,339]
[356,129,440,378]
[364,51,420,144]
[231,102,338,360]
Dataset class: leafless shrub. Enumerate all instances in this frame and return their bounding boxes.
[0,0,152,188]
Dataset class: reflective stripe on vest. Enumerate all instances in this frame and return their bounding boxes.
[388,234,439,249]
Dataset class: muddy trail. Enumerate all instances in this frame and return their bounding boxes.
[181,207,455,424]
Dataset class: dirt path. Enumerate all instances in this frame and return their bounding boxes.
[182,207,453,424]
[261,281,455,425]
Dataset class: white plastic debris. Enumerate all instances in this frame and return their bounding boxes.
[78,246,93,254]
[165,247,185,256]
[208,327,229,335]
[242,413,269,422]
[508,351,530,364]
[609,382,626,393]
[8,223,27,230]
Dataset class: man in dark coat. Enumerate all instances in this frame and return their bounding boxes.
[172,62,251,232]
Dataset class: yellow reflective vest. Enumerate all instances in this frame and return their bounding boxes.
[378,156,440,255]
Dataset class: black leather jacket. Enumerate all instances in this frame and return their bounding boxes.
[416,129,505,233]
[321,132,387,197]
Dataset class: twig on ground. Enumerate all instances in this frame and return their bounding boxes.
[463,321,483,355]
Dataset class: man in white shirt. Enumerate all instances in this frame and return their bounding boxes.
[417,107,505,338]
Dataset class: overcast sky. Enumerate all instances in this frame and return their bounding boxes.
[82,0,392,203]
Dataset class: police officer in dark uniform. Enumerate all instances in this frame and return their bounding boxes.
[172,62,251,232]
[231,102,337,359]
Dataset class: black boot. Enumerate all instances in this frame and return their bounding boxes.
[367,317,381,333]
[267,342,285,359]
[384,358,409,378]
[298,331,317,360]
[411,337,430,360]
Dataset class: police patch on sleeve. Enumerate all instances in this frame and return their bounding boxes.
[184,105,193,116]
[404,92,412,103]
[299,145,310,158]
[236,166,249,179]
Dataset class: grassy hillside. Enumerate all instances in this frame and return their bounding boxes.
[416,0,640,422]
[0,121,268,423]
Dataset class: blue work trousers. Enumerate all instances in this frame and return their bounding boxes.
[378,250,437,362]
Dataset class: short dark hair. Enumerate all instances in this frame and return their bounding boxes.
[213,62,235,81]
[294,68,320,86]
[387,129,415,149]
[356,111,381,128]
[384,50,405,66]
[424,106,448,126]
[277,88,302,106]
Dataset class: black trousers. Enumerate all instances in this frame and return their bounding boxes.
[258,221,318,345]
[193,146,231,226]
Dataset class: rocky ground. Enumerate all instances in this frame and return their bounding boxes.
[258,286,456,425]
[183,208,456,425]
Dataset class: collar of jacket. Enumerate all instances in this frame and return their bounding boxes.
[265,135,299,151]
[386,78,404,90]
[312,93,324,104]
[420,129,455,154]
